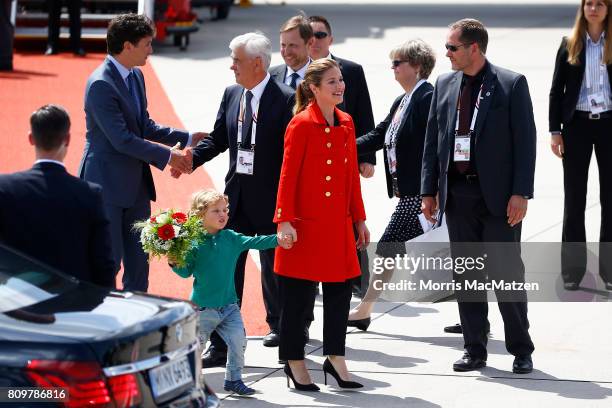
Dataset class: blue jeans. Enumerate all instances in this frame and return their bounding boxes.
[198,303,246,381]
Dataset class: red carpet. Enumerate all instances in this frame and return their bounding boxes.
[0,53,268,336]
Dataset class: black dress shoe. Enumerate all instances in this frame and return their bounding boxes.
[564,282,579,291]
[347,317,370,331]
[444,323,491,335]
[201,347,227,368]
[45,46,58,56]
[453,353,486,372]
[605,282,612,291]
[73,48,86,57]
[444,323,462,333]
[262,330,280,347]
[512,355,533,374]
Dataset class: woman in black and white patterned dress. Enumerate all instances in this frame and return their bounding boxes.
[348,39,436,330]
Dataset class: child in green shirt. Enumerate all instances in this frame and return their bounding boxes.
[171,189,291,396]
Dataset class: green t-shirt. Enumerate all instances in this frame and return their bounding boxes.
[172,229,278,308]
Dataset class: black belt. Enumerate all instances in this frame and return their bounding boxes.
[574,111,612,120]
[451,173,479,183]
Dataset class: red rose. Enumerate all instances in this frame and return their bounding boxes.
[157,224,175,240]
[172,212,188,224]
[150,216,157,223]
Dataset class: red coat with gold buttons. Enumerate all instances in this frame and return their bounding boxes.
[273,102,366,282]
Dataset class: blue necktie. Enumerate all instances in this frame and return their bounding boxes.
[127,71,141,116]
[289,72,300,90]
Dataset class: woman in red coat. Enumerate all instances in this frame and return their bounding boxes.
[274,58,370,391]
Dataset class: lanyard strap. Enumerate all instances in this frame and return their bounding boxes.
[585,62,606,89]
[455,83,484,135]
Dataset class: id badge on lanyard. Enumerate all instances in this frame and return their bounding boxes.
[454,84,483,162]
[586,64,607,114]
[236,147,255,175]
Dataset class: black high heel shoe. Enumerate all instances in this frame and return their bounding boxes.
[283,363,320,391]
[347,317,370,331]
[322,358,363,389]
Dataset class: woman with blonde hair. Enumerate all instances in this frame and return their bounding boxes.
[549,0,612,291]
[274,58,369,390]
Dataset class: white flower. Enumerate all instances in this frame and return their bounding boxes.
[156,213,172,225]
[173,225,181,237]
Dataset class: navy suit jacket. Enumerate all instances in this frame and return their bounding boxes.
[357,82,433,198]
[421,62,537,221]
[270,57,376,164]
[78,57,190,208]
[0,162,116,287]
[192,79,295,230]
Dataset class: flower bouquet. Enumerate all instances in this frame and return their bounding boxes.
[134,209,205,267]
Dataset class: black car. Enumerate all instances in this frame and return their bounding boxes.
[0,244,220,408]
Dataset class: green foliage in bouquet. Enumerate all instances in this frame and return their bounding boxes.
[133,209,205,267]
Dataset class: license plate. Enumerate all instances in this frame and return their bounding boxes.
[149,356,193,399]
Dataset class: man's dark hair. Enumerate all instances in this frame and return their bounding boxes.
[106,13,155,55]
[307,15,332,35]
[449,18,488,54]
[30,105,70,151]
[280,15,313,42]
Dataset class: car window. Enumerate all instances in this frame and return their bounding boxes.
[0,245,77,313]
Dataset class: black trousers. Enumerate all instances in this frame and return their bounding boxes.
[0,0,13,70]
[445,179,535,360]
[278,275,352,360]
[48,0,82,50]
[561,115,612,285]
[209,192,280,352]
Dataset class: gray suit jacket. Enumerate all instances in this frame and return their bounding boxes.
[421,62,537,221]
[78,57,189,207]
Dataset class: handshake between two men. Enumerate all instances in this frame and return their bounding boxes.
[167,132,208,177]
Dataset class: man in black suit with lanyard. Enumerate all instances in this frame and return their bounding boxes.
[174,32,295,366]
[421,19,536,374]
[0,105,115,287]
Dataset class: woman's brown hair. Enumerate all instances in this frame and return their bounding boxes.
[294,58,340,114]
[566,0,612,65]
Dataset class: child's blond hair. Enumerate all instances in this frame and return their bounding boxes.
[189,189,229,218]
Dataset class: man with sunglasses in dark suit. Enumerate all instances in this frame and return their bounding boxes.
[308,15,376,297]
[421,19,536,374]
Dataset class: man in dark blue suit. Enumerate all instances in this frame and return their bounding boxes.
[78,14,204,292]
[0,105,115,287]
[174,32,295,365]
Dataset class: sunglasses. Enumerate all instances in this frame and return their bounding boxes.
[445,42,472,52]
[313,31,329,39]
[391,60,409,68]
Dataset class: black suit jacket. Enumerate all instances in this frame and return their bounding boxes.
[0,162,115,287]
[421,62,537,220]
[549,37,612,132]
[192,79,295,230]
[270,57,376,164]
[357,82,433,198]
